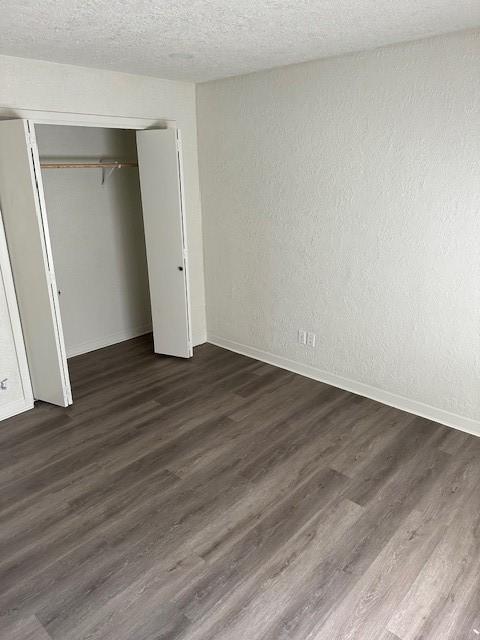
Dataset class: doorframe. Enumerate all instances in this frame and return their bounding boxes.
[0,105,175,131]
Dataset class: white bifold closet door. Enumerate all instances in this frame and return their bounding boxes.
[0,119,72,407]
[136,128,192,358]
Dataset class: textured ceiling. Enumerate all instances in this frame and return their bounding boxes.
[1,1,479,82]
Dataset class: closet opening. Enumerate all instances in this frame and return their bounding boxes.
[37,125,153,399]
[0,118,193,410]
[38,125,153,359]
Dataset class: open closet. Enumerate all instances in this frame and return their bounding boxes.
[0,119,192,410]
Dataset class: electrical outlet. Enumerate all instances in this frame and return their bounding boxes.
[298,329,307,345]
[307,332,317,347]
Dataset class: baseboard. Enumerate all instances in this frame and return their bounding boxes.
[208,335,480,438]
[67,325,153,358]
[0,397,34,422]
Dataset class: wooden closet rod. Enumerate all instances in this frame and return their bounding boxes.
[40,161,138,169]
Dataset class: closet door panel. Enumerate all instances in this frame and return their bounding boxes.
[136,128,192,358]
[0,279,24,418]
[0,119,71,407]
[0,210,34,421]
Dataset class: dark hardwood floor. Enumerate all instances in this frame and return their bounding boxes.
[1,335,479,640]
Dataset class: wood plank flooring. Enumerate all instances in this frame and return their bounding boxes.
[1,334,480,640]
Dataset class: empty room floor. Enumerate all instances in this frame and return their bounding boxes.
[1,335,479,640]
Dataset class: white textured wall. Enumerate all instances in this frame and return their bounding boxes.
[36,125,151,357]
[197,30,480,428]
[0,54,206,346]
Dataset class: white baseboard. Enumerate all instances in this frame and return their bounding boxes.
[0,397,34,422]
[208,335,480,438]
[67,325,153,358]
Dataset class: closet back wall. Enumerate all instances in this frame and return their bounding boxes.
[36,125,151,357]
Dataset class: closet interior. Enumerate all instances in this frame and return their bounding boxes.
[37,125,153,362]
[0,118,192,411]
